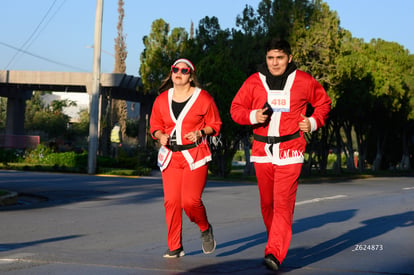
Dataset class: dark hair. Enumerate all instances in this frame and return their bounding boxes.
[265,38,292,56]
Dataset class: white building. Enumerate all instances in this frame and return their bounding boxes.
[41,92,140,122]
[41,92,89,122]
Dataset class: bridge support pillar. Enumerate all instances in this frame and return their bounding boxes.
[2,88,32,135]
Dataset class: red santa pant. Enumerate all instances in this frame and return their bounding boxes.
[162,152,210,251]
[254,162,302,263]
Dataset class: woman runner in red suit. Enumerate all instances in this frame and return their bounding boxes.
[150,58,222,258]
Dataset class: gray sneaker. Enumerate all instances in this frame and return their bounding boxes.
[201,224,216,254]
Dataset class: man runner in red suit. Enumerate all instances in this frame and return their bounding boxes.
[231,38,331,271]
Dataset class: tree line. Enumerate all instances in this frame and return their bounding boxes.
[3,0,410,177]
[139,0,414,177]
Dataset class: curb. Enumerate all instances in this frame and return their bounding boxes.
[0,190,18,206]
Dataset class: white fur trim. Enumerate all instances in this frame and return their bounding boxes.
[250,110,259,124]
[309,117,317,132]
[173,58,195,71]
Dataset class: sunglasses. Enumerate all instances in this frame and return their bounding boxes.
[171,66,191,75]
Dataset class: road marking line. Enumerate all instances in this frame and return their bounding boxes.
[0,259,15,264]
[296,195,348,206]
[0,253,35,264]
[403,187,414,190]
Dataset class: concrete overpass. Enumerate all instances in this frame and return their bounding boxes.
[0,70,154,170]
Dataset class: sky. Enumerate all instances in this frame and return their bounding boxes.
[1,0,413,77]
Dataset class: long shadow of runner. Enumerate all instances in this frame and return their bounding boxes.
[286,211,414,268]
[0,235,84,252]
[203,209,358,257]
[293,209,357,234]
[215,232,268,257]
[185,232,267,257]
[180,210,359,274]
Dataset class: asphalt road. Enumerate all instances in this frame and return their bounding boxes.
[0,171,413,274]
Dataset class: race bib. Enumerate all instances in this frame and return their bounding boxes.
[157,145,172,171]
[268,90,290,112]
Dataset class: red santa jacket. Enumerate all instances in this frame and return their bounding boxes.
[231,70,331,165]
[150,87,222,170]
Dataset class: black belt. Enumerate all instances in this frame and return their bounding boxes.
[253,131,300,144]
[167,142,198,152]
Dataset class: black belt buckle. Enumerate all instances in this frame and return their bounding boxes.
[267,136,277,143]
[169,144,179,152]
[169,142,197,152]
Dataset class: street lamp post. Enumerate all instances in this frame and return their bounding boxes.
[87,0,103,174]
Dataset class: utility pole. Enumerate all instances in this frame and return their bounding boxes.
[88,0,103,174]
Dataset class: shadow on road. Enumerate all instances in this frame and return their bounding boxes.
[0,235,83,252]
[286,211,414,268]
[176,210,413,273]
[180,232,268,257]
[175,258,275,274]
[293,209,357,234]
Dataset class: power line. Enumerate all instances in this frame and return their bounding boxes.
[4,0,72,71]
[0,41,87,72]
[25,0,68,55]
[4,0,58,69]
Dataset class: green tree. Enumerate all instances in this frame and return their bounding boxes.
[365,40,413,170]
[26,107,70,141]
[139,19,189,157]
[293,1,341,87]
[0,97,7,129]
[67,109,89,150]
[290,0,342,174]
[112,0,128,141]
[140,19,188,94]
[138,0,414,175]
[100,0,128,157]
[114,0,127,75]
[49,99,76,113]
[72,109,89,137]
[334,41,374,171]
[24,91,79,142]
[401,54,414,169]
[192,16,243,176]
[190,15,270,177]
[25,91,46,125]
[328,32,366,171]
[334,31,413,171]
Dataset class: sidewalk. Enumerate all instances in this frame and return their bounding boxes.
[0,189,18,206]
